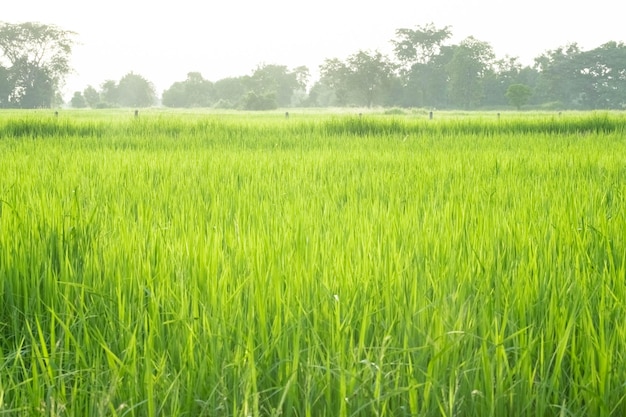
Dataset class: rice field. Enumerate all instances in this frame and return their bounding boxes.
[1,110,625,416]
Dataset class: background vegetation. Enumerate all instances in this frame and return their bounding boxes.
[1,21,625,110]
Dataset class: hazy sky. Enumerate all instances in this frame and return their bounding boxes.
[4,0,625,99]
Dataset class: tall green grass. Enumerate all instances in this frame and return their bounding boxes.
[1,110,623,140]
[1,111,626,416]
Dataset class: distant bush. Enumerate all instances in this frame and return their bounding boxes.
[95,102,116,109]
[383,108,406,115]
[409,108,431,116]
[540,101,566,111]
[213,99,235,109]
[70,92,87,108]
[242,91,277,111]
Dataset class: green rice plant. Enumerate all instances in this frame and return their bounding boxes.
[1,110,624,141]
[1,111,626,416]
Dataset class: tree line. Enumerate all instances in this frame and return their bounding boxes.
[0,22,74,108]
[2,21,626,110]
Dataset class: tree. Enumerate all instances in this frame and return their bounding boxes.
[162,72,213,107]
[398,47,454,108]
[82,85,100,108]
[0,65,11,107]
[242,91,277,110]
[0,22,75,108]
[534,43,583,108]
[346,50,397,107]
[306,81,337,107]
[99,80,119,106]
[161,81,186,107]
[505,84,532,109]
[70,91,87,108]
[116,72,156,107]
[318,51,397,107]
[212,77,247,108]
[446,37,495,109]
[482,56,525,107]
[246,64,309,107]
[392,23,452,67]
[318,58,351,106]
[389,23,453,108]
[575,42,626,109]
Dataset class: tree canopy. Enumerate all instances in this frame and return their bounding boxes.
[159,65,309,110]
[318,51,397,107]
[162,72,213,108]
[71,73,156,108]
[506,84,533,109]
[392,23,452,66]
[308,26,626,110]
[0,22,75,108]
[10,18,617,111]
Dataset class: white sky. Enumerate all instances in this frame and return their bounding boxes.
[4,0,625,100]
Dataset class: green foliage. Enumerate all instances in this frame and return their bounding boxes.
[505,83,533,109]
[162,72,213,107]
[392,22,452,66]
[387,26,626,110]
[212,76,247,107]
[35,17,622,111]
[317,50,397,107]
[0,65,12,107]
[161,65,309,109]
[70,91,87,108]
[575,41,626,108]
[247,64,308,107]
[99,79,118,106]
[242,91,278,110]
[446,37,495,109]
[82,85,100,108]
[529,42,626,108]
[0,111,622,139]
[482,57,526,107]
[317,58,351,106]
[116,72,156,107]
[83,73,156,108]
[0,22,75,108]
[1,111,626,416]
[383,107,406,115]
